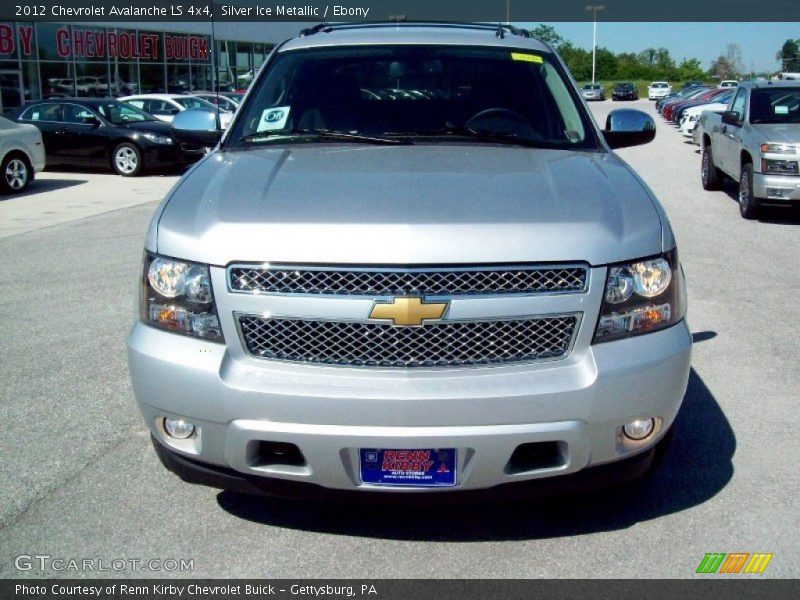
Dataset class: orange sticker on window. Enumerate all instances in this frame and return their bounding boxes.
[511,52,543,63]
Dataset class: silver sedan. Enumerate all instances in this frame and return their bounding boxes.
[581,83,606,101]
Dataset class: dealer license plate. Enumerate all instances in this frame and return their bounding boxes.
[359,448,457,487]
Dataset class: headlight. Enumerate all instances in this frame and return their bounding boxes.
[142,132,173,145]
[594,250,684,344]
[141,253,223,342]
[761,158,799,176]
[760,143,797,155]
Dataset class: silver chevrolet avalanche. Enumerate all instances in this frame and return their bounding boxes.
[127,23,691,498]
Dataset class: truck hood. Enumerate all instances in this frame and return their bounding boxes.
[156,145,663,266]
[749,124,800,145]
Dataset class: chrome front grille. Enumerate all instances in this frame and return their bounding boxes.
[228,265,587,296]
[238,315,579,368]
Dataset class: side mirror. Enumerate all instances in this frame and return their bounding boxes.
[721,110,740,126]
[603,109,656,149]
[171,109,222,147]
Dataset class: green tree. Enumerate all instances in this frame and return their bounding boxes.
[529,24,565,47]
[556,41,592,82]
[594,47,618,81]
[776,39,800,72]
[676,58,705,82]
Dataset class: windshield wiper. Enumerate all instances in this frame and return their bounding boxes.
[237,128,410,145]
[390,126,555,149]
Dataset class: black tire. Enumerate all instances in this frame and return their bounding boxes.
[701,144,722,190]
[0,153,32,194]
[738,163,760,220]
[111,142,143,176]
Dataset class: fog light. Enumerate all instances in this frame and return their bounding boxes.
[623,418,655,441]
[766,187,787,198]
[164,418,195,439]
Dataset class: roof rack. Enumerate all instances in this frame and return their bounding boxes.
[299,21,532,39]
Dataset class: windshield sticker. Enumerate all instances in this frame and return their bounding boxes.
[511,52,543,64]
[774,105,789,115]
[257,106,290,131]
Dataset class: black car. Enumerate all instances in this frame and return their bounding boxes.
[16,98,189,176]
[612,82,639,101]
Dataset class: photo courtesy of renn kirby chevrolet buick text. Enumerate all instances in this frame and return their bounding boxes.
[127,22,691,497]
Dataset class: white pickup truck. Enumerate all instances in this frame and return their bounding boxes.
[699,80,800,219]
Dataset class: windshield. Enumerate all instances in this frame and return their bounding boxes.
[174,96,218,110]
[750,88,800,124]
[652,83,668,88]
[95,102,155,124]
[228,45,598,149]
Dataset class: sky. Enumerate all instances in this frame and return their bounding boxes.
[516,22,798,73]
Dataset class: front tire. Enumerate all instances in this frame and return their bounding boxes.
[701,144,723,190]
[1,154,31,193]
[738,163,760,220]
[111,142,143,177]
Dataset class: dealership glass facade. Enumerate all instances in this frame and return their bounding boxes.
[0,22,275,112]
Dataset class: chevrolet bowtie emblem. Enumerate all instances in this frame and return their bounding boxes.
[369,297,448,327]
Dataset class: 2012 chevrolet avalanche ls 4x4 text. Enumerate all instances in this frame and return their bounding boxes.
[127,23,691,498]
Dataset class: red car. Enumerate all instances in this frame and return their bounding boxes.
[663,89,726,121]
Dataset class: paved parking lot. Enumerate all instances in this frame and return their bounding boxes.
[0,100,798,578]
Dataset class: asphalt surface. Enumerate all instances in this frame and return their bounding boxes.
[0,99,798,578]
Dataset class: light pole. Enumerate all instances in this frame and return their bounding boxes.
[586,5,605,84]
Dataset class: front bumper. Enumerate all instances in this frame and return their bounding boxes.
[128,319,692,493]
[753,172,800,202]
[141,145,186,169]
[679,119,697,136]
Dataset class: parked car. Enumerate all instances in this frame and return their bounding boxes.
[129,23,690,499]
[719,80,739,89]
[187,92,240,113]
[118,94,234,129]
[17,99,187,176]
[699,81,800,218]
[667,88,729,123]
[658,86,710,115]
[681,80,705,90]
[76,76,109,96]
[0,116,45,193]
[612,82,639,101]
[678,90,735,138]
[580,83,605,101]
[45,78,75,96]
[648,81,672,100]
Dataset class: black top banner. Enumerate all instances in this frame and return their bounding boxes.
[0,0,799,22]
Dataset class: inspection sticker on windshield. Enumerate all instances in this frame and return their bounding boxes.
[511,52,543,63]
[257,106,290,131]
[775,105,789,115]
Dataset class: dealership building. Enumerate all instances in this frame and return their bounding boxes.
[0,21,302,113]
